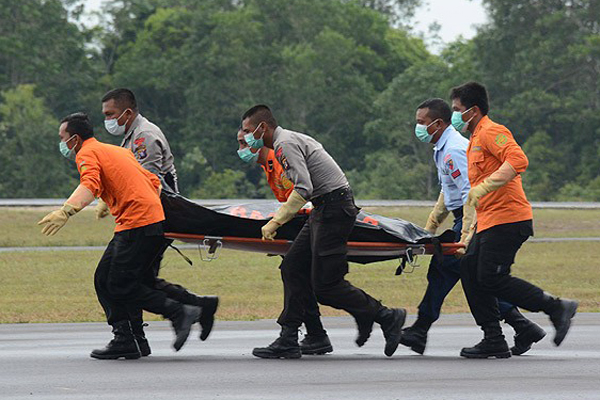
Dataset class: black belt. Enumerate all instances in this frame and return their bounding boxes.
[311,186,352,207]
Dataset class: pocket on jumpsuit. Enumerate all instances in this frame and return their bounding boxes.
[316,244,349,287]
[478,250,514,287]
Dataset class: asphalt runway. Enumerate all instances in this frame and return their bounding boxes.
[1,314,599,400]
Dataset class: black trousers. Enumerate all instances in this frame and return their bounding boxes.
[418,209,515,322]
[277,195,381,329]
[94,223,169,325]
[460,220,549,326]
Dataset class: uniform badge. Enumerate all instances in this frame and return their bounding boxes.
[134,144,148,160]
[495,134,508,146]
[280,173,293,189]
[451,169,461,179]
[134,137,146,146]
[280,155,289,170]
[446,158,454,171]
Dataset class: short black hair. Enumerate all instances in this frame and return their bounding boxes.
[60,112,94,140]
[417,98,452,124]
[101,88,138,111]
[241,104,278,128]
[449,81,489,115]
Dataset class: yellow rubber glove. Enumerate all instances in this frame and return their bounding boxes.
[261,220,280,240]
[425,192,449,234]
[95,199,110,220]
[459,204,476,244]
[261,190,307,240]
[38,203,81,236]
[456,213,477,259]
[466,162,517,207]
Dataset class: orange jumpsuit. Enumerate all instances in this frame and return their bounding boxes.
[467,116,532,232]
[76,138,164,232]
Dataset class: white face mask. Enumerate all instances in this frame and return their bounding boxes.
[104,109,130,136]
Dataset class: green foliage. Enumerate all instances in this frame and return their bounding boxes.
[0,0,598,200]
[0,85,78,197]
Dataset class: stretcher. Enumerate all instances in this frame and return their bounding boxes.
[160,191,463,272]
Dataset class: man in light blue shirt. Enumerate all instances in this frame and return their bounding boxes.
[400,98,545,356]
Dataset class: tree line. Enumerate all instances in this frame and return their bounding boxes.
[0,0,598,200]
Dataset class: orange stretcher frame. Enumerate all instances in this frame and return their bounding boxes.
[165,232,465,259]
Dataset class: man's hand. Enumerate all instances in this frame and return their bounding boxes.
[455,247,466,259]
[466,183,492,208]
[425,192,449,234]
[38,210,69,236]
[466,162,518,208]
[261,220,281,240]
[95,199,110,220]
[38,203,80,236]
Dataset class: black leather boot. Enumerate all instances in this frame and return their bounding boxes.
[130,321,151,357]
[355,317,374,347]
[90,321,141,360]
[299,334,333,355]
[502,307,546,355]
[375,307,407,357]
[460,323,511,359]
[399,317,433,355]
[163,299,201,351]
[252,326,301,359]
[197,296,219,341]
[301,313,332,355]
[543,294,578,346]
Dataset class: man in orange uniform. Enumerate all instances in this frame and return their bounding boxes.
[449,82,578,359]
[38,113,200,359]
[236,130,333,355]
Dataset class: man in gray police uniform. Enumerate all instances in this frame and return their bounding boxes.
[96,88,218,358]
[240,105,406,359]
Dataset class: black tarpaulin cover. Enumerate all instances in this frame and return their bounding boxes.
[161,191,456,264]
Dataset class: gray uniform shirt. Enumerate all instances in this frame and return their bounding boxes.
[120,114,178,187]
[272,126,348,200]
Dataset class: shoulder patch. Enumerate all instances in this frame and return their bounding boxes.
[275,147,283,158]
[134,144,148,160]
[451,169,461,179]
[134,137,146,146]
[494,134,508,147]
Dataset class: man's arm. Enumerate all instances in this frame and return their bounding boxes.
[132,133,163,176]
[39,152,100,236]
[467,128,528,207]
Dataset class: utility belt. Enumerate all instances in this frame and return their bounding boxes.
[311,186,353,207]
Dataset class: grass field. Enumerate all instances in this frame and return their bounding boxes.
[0,207,598,323]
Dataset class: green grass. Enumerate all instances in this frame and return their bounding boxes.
[1,241,598,323]
[3,206,599,248]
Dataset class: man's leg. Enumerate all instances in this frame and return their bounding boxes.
[130,238,218,350]
[500,303,546,355]
[309,200,406,357]
[400,255,461,354]
[92,225,202,359]
[252,222,313,359]
[299,291,333,355]
[461,221,577,358]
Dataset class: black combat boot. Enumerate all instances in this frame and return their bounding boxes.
[252,326,301,359]
[502,307,546,356]
[460,322,511,359]
[542,294,578,346]
[300,314,333,355]
[399,317,433,355]
[90,320,141,360]
[197,296,219,341]
[163,299,201,351]
[130,321,151,357]
[299,334,333,355]
[375,307,407,357]
[355,317,374,347]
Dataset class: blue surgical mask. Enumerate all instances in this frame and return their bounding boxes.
[451,108,473,133]
[237,147,259,163]
[59,136,77,161]
[104,109,129,136]
[414,119,441,143]
[243,123,264,149]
